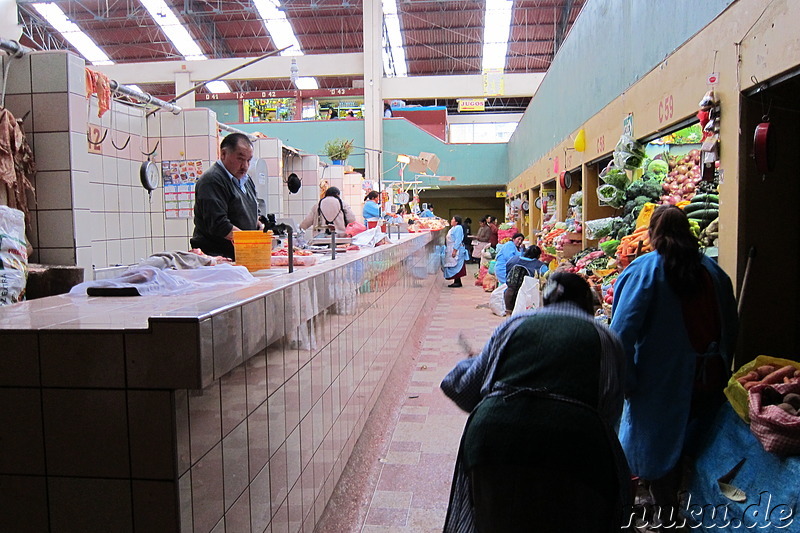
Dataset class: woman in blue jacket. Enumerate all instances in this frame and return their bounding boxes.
[362,190,382,221]
[611,206,737,522]
[494,232,525,284]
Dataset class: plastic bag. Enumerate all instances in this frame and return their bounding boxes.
[597,184,625,208]
[482,273,497,292]
[0,206,28,306]
[69,264,256,296]
[749,382,800,456]
[613,134,646,170]
[725,356,800,423]
[584,217,620,240]
[350,226,386,248]
[512,276,541,315]
[599,162,630,189]
[489,283,507,316]
[569,190,583,206]
[345,221,366,236]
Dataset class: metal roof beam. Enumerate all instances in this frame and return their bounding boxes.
[554,0,575,54]
[93,52,365,84]
[382,72,543,99]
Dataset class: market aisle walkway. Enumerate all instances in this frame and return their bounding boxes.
[316,264,504,532]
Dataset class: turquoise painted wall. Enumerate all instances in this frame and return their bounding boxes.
[200,100,240,123]
[230,118,508,187]
[507,0,735,179]
[384,119,508,187]
[233,119,367,167]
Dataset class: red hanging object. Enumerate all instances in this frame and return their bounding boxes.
[753,122,774,174]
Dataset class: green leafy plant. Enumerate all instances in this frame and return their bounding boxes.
[323,138,354,161]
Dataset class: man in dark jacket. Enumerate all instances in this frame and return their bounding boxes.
[191,133,262,258]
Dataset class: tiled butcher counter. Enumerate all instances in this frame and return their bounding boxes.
[0,230,444,533]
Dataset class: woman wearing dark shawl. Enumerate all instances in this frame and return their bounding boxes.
[441,271,630,532]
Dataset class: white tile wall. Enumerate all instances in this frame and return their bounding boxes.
[71,171,92,211]
[35,171,73,210]
[19,55,239,266]
[90,240,107,267]
[32,93,69,133]
[37,210,74,248]
[73,209,93,248]
[30,52,69,94]
[165,236,191,251]
[104,184,120,213]
[69,131,90,173]
[120,211,135,240]
[165,218,190,237]
[160,113,185,138]
[3,54,32,95]
[67,93,87,134]
[66,52,85,96]
[183,109,213,134]
[38,247,76,266]
[120,240,136,265]
[90,212,106,242]
[35,132,71,171]
[75,246,92,274]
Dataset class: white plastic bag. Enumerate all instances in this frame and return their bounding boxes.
[351,226,387,248]
[0,206,28,306]
[512,276,541,316]
[489,283,507,316]
[69,264,256,296]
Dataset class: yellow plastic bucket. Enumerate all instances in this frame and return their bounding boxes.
[233,230,272,271]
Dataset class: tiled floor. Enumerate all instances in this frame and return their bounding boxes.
[316,263,504,532]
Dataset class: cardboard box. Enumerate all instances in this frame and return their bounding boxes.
[559,242,583,259]
[419,152,440,173]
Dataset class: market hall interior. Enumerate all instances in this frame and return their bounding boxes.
[4,0,800,531]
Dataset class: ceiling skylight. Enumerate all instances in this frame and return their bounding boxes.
[31,3,113,65]
[382,0,407,77]
[294,77,319,90]
[482,0,513,71]
[204,81,230,93]
[137,0,229,93]
[252,0,320,89]
[139,0,204,60]
[252,0,303,56]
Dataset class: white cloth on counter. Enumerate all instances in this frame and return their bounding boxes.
[69,264,256,296]
[351,226,388,248]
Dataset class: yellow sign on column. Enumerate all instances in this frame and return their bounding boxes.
[496,191,507,198]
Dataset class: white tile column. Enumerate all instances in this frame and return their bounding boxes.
[174,71,195,108]
[362,0,383,189]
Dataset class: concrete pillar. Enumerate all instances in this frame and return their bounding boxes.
[174,71,195,107]
[362,0,383,187]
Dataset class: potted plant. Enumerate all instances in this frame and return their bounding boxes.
[324,138,354,165]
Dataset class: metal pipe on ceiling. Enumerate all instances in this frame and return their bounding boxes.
[217,122,256,141]
[0,39,35,58]
[109,80,182,115]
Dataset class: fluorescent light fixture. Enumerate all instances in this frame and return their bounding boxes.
[139,0,204,60]
[138,0,230,93]
[382,0,407,77]
[482,0,513,71]
[252,0,319,89]
[32,3,113,65]
[294,77,318,90]
[252,0,302,56]
[205,80,231,93]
